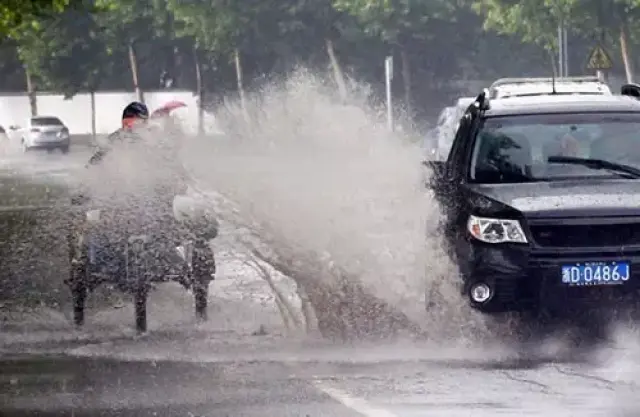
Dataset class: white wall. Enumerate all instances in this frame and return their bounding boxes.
[0,90,219,135]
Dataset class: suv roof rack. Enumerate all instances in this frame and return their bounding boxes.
[489,76,603,90]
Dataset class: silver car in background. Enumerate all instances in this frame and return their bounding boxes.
[11,116,71,154]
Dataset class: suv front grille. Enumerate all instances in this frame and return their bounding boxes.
[530,223,640,248]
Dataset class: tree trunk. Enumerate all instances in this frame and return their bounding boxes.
[194,45,204,136]
[128,42,143,103]
[400,48,412,125]
[234,48,248,121]
[25,67,37,117]
[620,21,634,83]
[90,90,96,141]
[297,283,318,333]
[326,38,348,102]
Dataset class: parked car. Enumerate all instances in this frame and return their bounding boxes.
[11,116,71,154]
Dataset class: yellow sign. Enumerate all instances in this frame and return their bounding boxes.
[587,45,613,70]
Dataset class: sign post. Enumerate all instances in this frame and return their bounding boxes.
[385,56,393,131]
[586,44,613,82]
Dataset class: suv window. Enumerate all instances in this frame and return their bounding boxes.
[469,112,640,183]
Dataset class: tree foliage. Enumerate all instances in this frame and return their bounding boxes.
[15,9,113,96]
[2,0,640,120]
[473,0,640,48]
[0,0,75,37]
[333,0,457,45]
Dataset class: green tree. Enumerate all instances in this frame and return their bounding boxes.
[569,0,640,82]
[472,0,570,50]
[0,0,77,36]
[276,0,359,99]
[13,8,114,133]
[332,0,457,120]
[91,0,162,101]
[167,0,284,115]
[472,0,640,81]
[0,41,25,92]
[16,9,113,97]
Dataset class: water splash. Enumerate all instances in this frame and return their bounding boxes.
[184,69,471,339]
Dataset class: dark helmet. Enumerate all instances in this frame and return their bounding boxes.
[122,101,149,121]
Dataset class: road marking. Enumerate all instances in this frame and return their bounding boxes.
[312,379,399,417]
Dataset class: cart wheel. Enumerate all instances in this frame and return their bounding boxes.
[134,286,148,333]
[68,227,88,327]
[194,279,208,321]
[129,247,149,334]
[192,244,214,322]
[71,282,87,327]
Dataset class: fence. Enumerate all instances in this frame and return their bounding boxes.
[0,90,216,135]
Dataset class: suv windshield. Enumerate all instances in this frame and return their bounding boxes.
[32,117,63,126]
[469,112,640,183]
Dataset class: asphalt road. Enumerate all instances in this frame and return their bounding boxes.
[3,336,640,417]
[0,136,93,179]
[3,141,640,417]
[0,354,359,417]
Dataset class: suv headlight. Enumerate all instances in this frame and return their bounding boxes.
[467,215,527,244]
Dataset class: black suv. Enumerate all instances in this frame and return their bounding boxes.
[427,83,640,316]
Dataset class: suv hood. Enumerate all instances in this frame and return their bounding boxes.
[467,180,640,218]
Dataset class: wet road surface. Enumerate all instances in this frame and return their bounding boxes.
[3,338,640,417]
[0,139,92,180]
[0,354,358,417]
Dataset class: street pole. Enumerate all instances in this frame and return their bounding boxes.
[558,23,564,77]
[385,56,393,131]
[557,21,570,77]
[563,25,569,76]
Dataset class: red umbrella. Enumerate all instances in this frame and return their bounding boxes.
[151,100,187,118]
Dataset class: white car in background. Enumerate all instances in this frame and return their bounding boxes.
[10,116,71,154]
[424,96,475,161]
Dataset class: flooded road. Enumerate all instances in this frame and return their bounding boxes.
[3,136,640,417]
[4,336,640,417]
[0,354,359,417]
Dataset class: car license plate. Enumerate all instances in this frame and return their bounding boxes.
[561,261,630,286]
